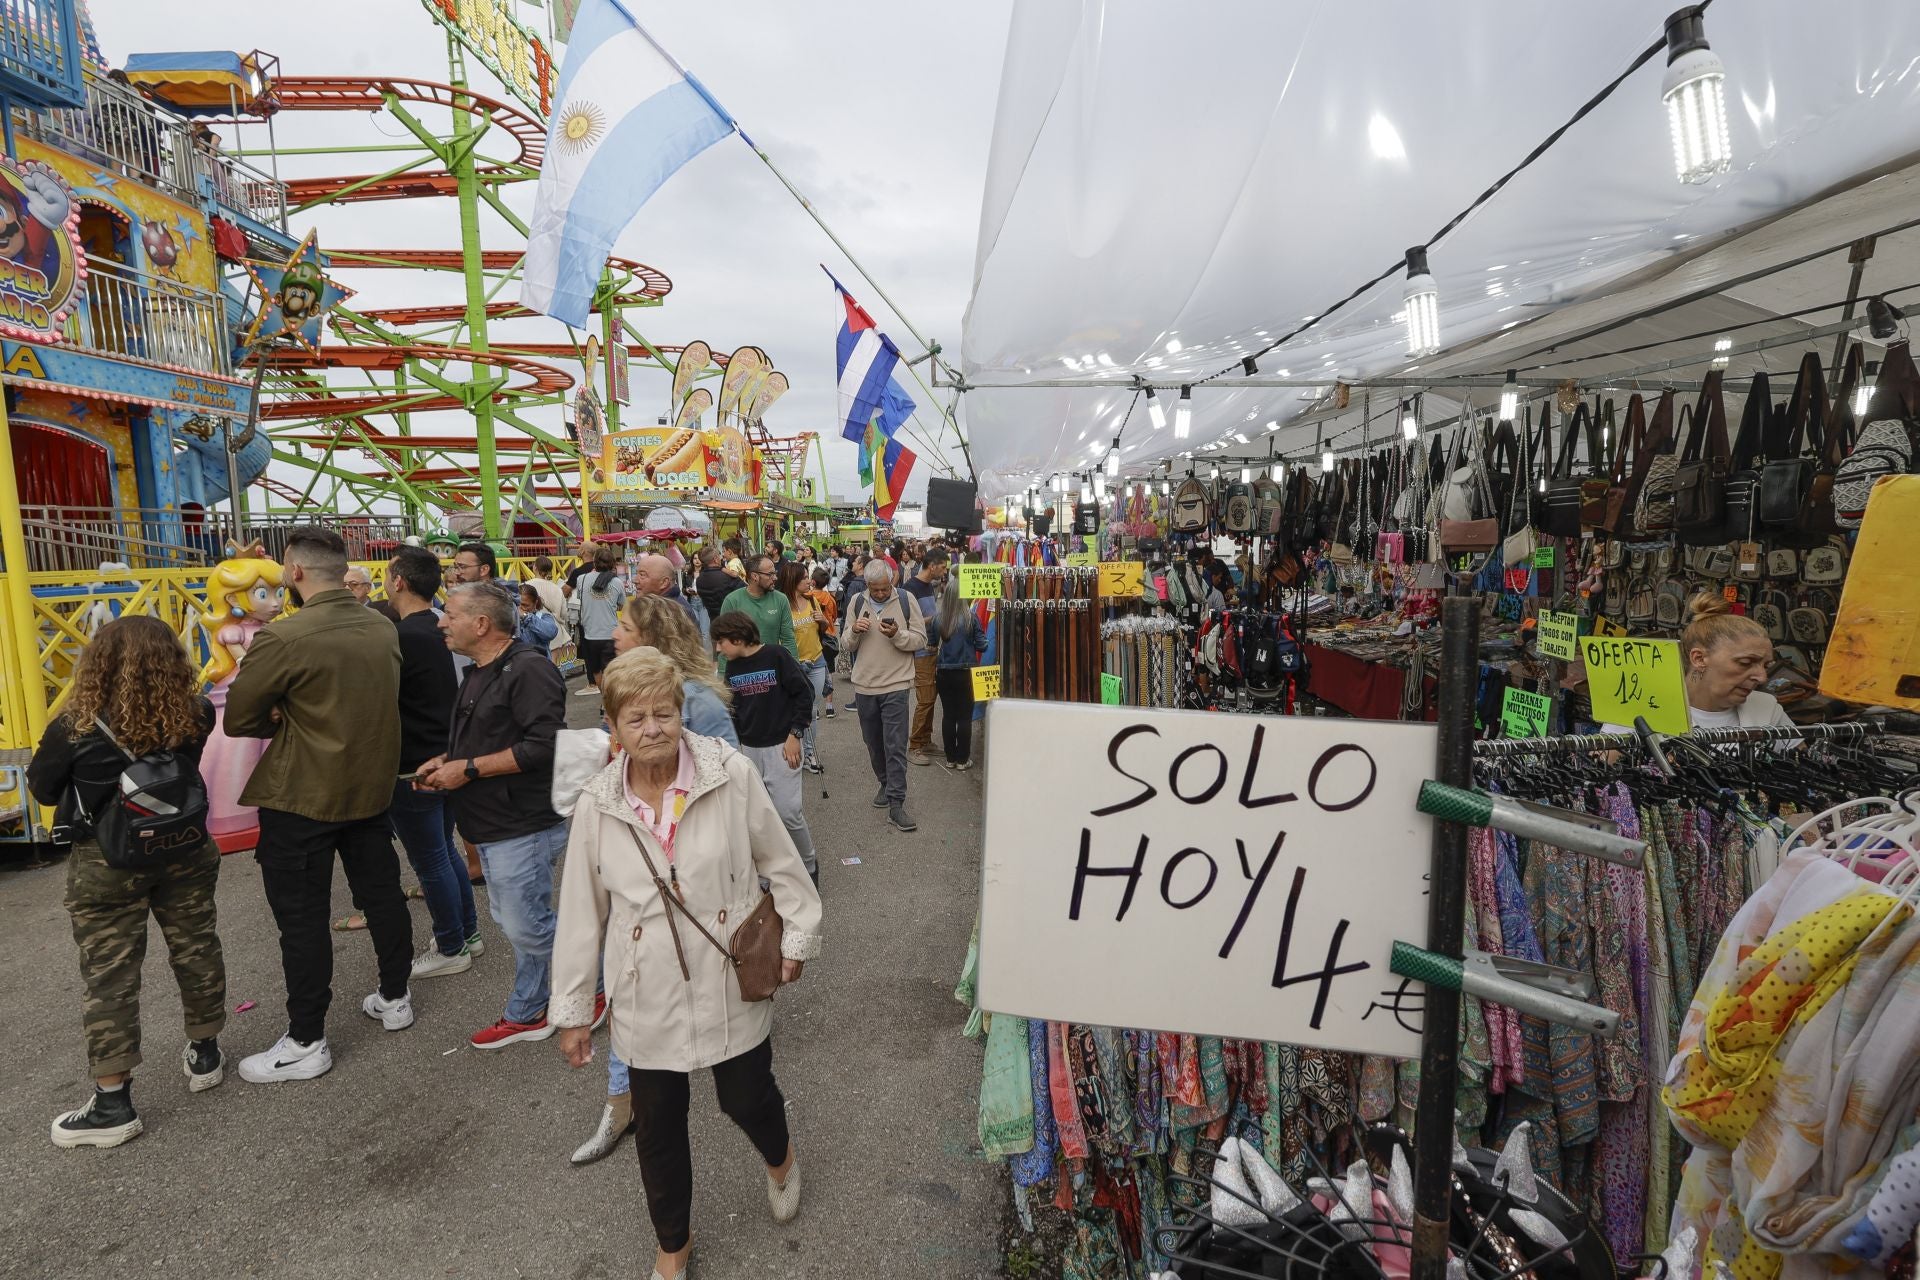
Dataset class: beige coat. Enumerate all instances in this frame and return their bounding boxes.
[840,589,925,695]
[550,732,824,1072]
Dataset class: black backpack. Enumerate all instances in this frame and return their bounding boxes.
[77,718,211,870]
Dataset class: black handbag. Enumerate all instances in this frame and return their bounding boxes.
[1723,371,1771,545]
[1486,419,1521,537]
[1543,402,1598,538]
[1758,352,1825,531]
[1673,369,1733,544]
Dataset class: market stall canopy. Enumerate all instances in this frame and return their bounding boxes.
[961,0,1920,495]
[123,51,273,115]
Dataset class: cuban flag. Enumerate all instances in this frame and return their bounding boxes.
[522,0,735,327]
[829,269,914,442]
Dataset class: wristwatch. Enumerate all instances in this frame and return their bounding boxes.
[464,760,481,782]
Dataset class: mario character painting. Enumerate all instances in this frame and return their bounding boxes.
[0,164,71,291]
[276,259,323,327]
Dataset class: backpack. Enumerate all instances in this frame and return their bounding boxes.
[76,717,211,870]
[1833,413,1915,528]
[1222,482,1255,534]
[1170,477,1210,533]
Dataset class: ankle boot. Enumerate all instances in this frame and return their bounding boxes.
[570,1092,635,1166]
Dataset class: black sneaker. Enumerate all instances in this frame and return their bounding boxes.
[51,1085,142,1149]
[872,787,889,809]
[888,805,918,833]
[184,1037,224,1093]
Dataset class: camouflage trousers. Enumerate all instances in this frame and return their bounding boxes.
[64,837,227,1078]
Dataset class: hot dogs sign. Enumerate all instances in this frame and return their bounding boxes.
[598,341,789,495]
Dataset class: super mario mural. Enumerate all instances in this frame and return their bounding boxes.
[0,157,85,342]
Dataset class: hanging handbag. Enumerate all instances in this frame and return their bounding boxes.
[1723,371,1771,552]
[1500,414,1539,566]
[1834,339,1920,528]
[1438,418,1499,551]
[1801,542,1846,585]
[1253,474,1286,534]
[1171,476,1211,533]
[1601,394,1647,535]
[1578,398,1615,528]
[1486,419,1520,537]
[1673,369,1733,543]
[1758,351,1825,532]
[1222,481,1256,534]
[1543,402,1596,537]
[1800,343,1864,540]
[625,828,785,1003]
[1630,390,1681,535]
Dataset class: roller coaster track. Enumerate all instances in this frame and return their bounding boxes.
[254,76,546,206]
[327,248,673,307]
[256,343,574,422]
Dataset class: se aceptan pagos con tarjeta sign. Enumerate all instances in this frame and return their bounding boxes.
[977,701,1436,1058]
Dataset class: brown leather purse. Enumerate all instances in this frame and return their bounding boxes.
[627,827,785,1002]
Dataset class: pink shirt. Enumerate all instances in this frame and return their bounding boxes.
[621,738,697,859]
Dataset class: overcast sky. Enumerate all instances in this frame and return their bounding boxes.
[93,0,1010,507]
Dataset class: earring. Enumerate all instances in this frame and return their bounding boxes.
[230,604,245,618]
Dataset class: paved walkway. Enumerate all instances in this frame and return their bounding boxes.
[0,679,998,1279]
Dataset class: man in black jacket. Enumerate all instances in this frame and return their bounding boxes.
[416,581,583,1050]
[383,547,478,980]
[693,544,737,622]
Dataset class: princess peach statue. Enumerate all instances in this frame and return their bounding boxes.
[199,542,284,837]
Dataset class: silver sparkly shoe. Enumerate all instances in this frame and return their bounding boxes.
[768,1154,802,1223]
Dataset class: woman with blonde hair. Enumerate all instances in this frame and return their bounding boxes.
[613,592,736,746]
[552,648,823,1278]
[27,616,228,1149]
[1600,591,1792,733]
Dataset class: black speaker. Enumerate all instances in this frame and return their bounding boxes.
[924,477,981,532]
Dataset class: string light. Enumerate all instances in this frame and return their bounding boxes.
[1711,336,1732,368]
[1174,386,1192,439]
[1105,437,1120,477]
[1321,448,1334,473]
[1856,361,1880,417]
[1240,466,1252,484]
[1241,356,1259,377]
[1208,462,1219,480]
[1400,400,1419,441]
[1270,460,1285,481]
[1403,246,1440,355]
[1144,386,1166,431]
[1498,371,1519,423]
[1662,6,1731,184]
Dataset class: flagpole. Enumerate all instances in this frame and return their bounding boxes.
[614,3,977,481]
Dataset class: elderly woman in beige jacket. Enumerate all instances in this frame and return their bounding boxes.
[551,648,823,1280]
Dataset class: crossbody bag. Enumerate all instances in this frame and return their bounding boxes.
[625,825,785,1003]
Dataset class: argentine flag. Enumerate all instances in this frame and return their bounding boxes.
[521,0,734,327]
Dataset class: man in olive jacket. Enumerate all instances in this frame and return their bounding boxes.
[224,527,415,1084]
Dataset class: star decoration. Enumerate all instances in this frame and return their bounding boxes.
[240,229,352,355]
[173,213,199,248]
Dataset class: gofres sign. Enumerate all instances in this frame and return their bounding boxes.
[977,701,1437,1058]
[422,0,556,116]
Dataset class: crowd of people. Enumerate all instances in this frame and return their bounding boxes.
[25,524,987,1280]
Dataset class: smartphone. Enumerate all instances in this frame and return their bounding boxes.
[397,770,421,783]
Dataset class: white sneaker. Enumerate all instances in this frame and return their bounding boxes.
[238,1034,333,1083]
[362,990,415,1031]
[464,933,486,958]
[573,686,601,698]
[410,948,472,979]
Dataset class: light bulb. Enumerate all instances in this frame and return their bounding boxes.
[1856,362,1880,416]
[1711,336,1731,368]
[1208,462,1219,480]
[1498,371,1519,423]
[1321,450,1334,473]
[1159,479,1170,496]
[1270,460,1285,481]
[1662,7,1731,184]
[1092,472,1106,500]
[1105,441,1120,477]
[1400,401,1419,441]
[1403,246,1440,356]
[1240,467,1252,485]
[1174,386,1192,439]
[1145,387,1166,431]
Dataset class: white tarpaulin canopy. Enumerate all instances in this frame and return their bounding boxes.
[960,0,1920,497]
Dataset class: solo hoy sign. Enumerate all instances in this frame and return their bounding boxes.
[978,701,1436,1058]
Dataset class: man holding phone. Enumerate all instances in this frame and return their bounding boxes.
[841,559,926,832]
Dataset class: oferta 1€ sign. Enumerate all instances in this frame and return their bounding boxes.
[422,0,557,116]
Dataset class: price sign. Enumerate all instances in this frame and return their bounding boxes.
[958,564,1004,600]
[1097,561,1145,598]
[1100,672,1123,705]
[1065,550,1097,568]
[1536,611,1579,661]
[1579,636,1690,734]
[1590,616,1627,638]
[979,701,1438,1058]
[1501,686,1552,739]
[1533,545,1557,569]
[972,665,1002,700]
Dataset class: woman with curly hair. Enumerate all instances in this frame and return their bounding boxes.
[26,615,228,1150]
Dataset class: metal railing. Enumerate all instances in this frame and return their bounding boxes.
[79,255,229,375]
[0,0,85,111]
[13,66,195,201]
[12,504,212,573]
[200,148,288,231]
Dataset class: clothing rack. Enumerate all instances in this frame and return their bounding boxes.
[1471,719,1887,759]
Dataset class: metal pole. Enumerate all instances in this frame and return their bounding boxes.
[1409,594,1479,1280]
[1830,237,1876,380]
[447,33,502,541]
[0,382,48,750]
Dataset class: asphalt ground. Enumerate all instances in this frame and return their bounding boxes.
[0,674,999,1279]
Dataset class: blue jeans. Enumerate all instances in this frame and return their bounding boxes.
[474,820,570,1023]
[609,1050,629,1097]
[799,657,828,759]
[388,780,477,957]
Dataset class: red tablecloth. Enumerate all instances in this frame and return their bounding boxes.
[1305,644,1437,721]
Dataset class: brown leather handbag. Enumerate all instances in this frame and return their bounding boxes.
[627,827,785,1002]
[1601,394,1647,535]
